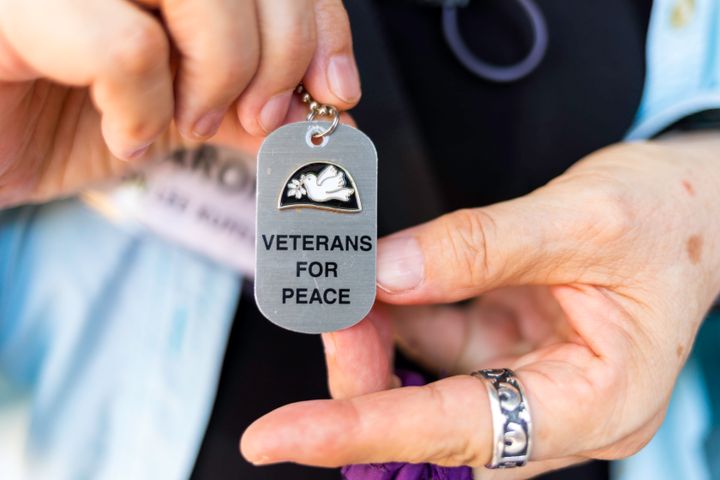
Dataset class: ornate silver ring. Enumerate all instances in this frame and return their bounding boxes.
[471,368,532,469]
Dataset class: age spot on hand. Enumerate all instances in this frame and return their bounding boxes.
[687,234,703,264]
[682,180,695,196]
[677,344,684,359]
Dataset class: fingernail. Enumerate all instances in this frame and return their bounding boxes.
[321,333,337,357]
[250,455,274,466]
[377,236,424,293]
[125,142,151,161]
[192,108,225,138]
[259,91,292,133]
[327,54,361,103]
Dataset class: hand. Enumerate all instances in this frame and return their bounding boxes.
[0,0,358,206]
[241,132,720,478]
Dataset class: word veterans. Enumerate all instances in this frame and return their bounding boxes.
[261,234,372,252]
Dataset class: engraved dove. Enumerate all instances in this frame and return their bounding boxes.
[288,165,355,203]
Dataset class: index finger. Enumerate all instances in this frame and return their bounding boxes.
[321,308,396,399]
[241,375,494,467]
[301,0,361,109]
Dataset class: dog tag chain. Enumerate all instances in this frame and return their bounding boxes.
[255,86,378,334]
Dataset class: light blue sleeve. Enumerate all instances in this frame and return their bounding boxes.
[0,200,241,480]
[627,0,720,140]
[616,2,720,479]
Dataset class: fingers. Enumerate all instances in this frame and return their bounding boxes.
[242,287,656,469]
[302,0,361,109]
[322,309,396,399]
[1,0,356,162]
[1,0,173,159]
[241,356,615,469]
[391,301,525,375]
[320,297,523,405]
[161,0,259,140]
[241,375,494,467]
[324,286,572,405]
[236,0,316,135]
[375,185,625,304]
[168,0,357,139]
[212,95,356,155]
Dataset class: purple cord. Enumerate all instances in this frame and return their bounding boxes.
[341,371,474,480]
[442,0,549,82]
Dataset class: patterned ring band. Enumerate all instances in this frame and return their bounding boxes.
[471,369,532,469]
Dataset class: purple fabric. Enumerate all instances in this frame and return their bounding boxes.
[341,463,473,480]
[341,370,474,480]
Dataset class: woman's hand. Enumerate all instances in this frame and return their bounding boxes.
[241,132,720,478]
[0,0,358,206]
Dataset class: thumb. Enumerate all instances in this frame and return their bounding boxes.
[376,189,617,304]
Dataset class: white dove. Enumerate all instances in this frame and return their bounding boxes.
[298,165,355,203]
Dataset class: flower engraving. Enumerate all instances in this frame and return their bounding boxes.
[286,177,307,199]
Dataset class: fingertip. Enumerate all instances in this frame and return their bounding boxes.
[240,421,279,466]
[305,0,360,109]
[123,142,152,162]
[375,235,425,297]
[240,400,351,468]
[326,53,361,105]
[97,97,169,162]
[181,107,226,141]
[260,90,293,134]
[302,55,361,112]
[239,89,293,137]
[103,128,154,162]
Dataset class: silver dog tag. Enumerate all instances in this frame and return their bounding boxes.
[255,121,377,334]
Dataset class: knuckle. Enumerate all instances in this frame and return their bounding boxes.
[109,21,168,76]
[440,208,496,288]
[456,378,493,467]
[266,21,316,71]
[425,380,488,467]
[579,363,628,437]
[586,184,636,244]
[587,362,623,400]
[286,19,317,53]
[123,110,171,141]
[91,83,171,143]
[554,170,636,247]
[314,0,351,39]
[450,439,485,467]
[212,56,254,94]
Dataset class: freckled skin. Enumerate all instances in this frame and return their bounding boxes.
[687,235,703,264]
[682,180,695,196]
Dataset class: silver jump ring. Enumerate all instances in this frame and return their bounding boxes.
[306,108,340,138]
[471,369,532,469]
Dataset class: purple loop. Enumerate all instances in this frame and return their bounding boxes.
[442,0,549,83]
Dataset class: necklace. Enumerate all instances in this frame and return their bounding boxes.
[254,87,378,334]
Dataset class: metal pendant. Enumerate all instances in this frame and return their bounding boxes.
[255,121,377,334]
